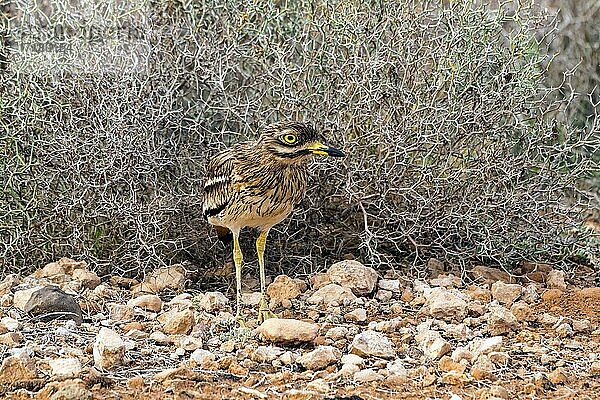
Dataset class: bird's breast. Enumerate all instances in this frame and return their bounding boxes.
[220,165,308,230]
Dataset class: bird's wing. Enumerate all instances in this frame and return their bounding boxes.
[202,149,236,220]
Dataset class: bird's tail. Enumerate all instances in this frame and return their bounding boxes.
[213,226,233,245]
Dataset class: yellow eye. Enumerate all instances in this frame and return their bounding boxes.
[282,134,297,144]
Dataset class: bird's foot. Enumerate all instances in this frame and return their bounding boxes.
[234,314,247,328]
[258,308,277,324]
[257,297,277,323]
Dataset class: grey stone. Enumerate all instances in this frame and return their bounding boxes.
[24,286,83,325]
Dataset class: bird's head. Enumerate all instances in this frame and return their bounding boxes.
[258,121,345,161]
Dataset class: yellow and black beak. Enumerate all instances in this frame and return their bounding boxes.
[306,141,346,157]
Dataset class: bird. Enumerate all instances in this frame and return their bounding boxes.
[202,121,345,324]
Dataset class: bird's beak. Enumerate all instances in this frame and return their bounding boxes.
[306,141,346,157]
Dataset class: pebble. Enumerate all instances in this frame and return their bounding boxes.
[307,283,357,306]
[255,318,319,344]
[24,286,83,325]
[425,288,468,321]
[190,349,216,366]
[378,279,401,292]
[555,323,574,338]
[266,275,305,306]
[327,260,379,295]
[49,357,82,379]
[325,326,349,341]
[341,354,365,367]
[375,289,393,302]
[546,269,567,291]
[350,330,396,359]
[0,316,20,332]
[415,330,451,360]
[133,265,187,293]
[127,294,163,312]
[158,308,195,335]
[491,281,522,305]
[510,301,533,321]
[471,355,497,381]
[487,305,518,335]
[297,345,341,370]
[72,268,101,289]
[469,336,503,356]
[345,308,367,323]
[0,351,37,382]
[93,327,126,370]
[353,368,384,383]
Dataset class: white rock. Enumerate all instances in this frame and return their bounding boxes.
[196,291,229,313]
[375,290,393,302]
[572,319,592,333]
[175,336,203,351]
[255,318,319,344]
[350,330,396,359]
[325,326,349,341]
[469,336,503,356]
[327,260,379,295]
[190,349,215,365]
[340,363,361,376]
[241,292,262,306]
[415,330,451,360]
[546,269,567,291]
[425,288,467,321]
[491,281,522,305]
[306,378,330,393]
[0,317,20,332]
[13,287,43,311]
[555,323,573,338]
[487,305,518,335]
[345,308,367,323]
[386,359,408,376]
[93,327,126,370]
[169,293,193,308]
[444,323,471,340]
[354,368,384,383]
[174,347,186,357]
[378,279,401,292]
[149,331,171,344]
[297,346,341,370]
[341,354,365,367]
[307,284,357,306]
[430,275,461,288]
[127,294,162,312]
[49,358,82,379]
[251,346,285,363]
[279,351,296,365]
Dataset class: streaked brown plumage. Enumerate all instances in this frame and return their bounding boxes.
[202,121,345,324]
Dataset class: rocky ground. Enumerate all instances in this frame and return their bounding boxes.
[0,257,599,400]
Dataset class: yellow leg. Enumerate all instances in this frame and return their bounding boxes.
[256,229,276,323]
[232,231,245,327]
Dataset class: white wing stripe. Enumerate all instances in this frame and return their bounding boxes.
[204,175,228,189]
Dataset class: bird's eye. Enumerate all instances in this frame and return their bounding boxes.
[281,134,297,145]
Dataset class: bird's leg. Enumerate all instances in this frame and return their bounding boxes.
[256,229,276,323]
[232,231,245,327]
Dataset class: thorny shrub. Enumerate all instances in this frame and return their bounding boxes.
[1,0,598,279]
